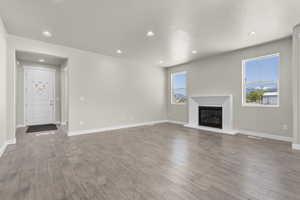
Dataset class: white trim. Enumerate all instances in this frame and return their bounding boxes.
[167,120,187,125]
[292,144,300,150]
[238,129,292,142]
[24,66,56,126]
[0,138,16,158]
[242,104,280,108]
[242,53,280,63]
[184,124,238,135]
[242,53,280,107]
[68,120,168,136]
[23,66,56,72]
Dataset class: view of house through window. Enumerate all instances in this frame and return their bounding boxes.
[243,54,280,106]
[171,72,187,104]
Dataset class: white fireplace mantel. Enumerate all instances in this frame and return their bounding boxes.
[184,95,238,135]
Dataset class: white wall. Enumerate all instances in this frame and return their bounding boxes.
[16,61,62,126]
[0,17,7,152]
[292,25,300,146]
[6,35,167,140]
[167,38,293,138]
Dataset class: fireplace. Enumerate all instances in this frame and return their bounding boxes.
[198,106,222,129]
[185,95,237,135]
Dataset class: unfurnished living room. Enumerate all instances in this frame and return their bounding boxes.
[1,0,300,199]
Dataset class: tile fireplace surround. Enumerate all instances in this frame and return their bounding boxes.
[184,95,238,135]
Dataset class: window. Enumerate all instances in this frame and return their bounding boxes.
[171,71,187,104]
[242,54,280,107]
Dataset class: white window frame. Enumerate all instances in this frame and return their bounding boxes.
[242,53,280,108]
[171,71,187,105]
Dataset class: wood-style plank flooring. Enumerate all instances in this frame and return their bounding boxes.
[0,123,300,200]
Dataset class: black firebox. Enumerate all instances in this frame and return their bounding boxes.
[198,106,222,129]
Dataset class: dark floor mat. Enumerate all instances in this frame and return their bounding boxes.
[26,124,57,133]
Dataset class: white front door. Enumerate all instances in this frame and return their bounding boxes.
[25,67,55,125]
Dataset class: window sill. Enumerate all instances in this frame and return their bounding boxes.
[242,104,280,108]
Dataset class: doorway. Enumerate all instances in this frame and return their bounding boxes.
[16,51,69,130]
[24,67,56,125]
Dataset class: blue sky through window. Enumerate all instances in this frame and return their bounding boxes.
[245,55,279,83]
[174,89,186,96]
[244,55,279,105]
[173,73,186,89]
[172,72,187,103]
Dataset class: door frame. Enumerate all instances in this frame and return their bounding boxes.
[24,66,56,126]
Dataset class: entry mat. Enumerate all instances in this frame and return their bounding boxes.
[26,124,57,133]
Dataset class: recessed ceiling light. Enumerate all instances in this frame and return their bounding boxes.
[159,60,164,64]
[42,30,52,37]
[192,50,198,54]
[116,49,123,54]
[39,59,45,62]
[249,31,256,36]
[147,31,155,37]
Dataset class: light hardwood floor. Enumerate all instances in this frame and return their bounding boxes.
[0,123,300,200]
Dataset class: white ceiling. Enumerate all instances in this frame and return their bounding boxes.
[1,0,300,67]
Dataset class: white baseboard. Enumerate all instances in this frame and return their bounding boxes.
[67,120,292,143]
[68,120,168,136]
[0,138,16,158]
[167,120,187,125]
[184,124,239,135]
[175,122,291,142]
[7,138,16,145]
[238,130,292,142]
[16,124,26,128]
[292,144,300,150]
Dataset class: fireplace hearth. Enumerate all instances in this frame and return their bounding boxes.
[198,106,222,129]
